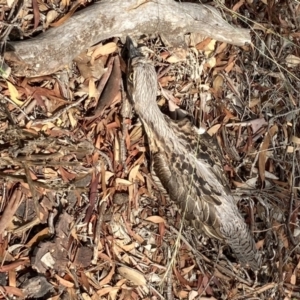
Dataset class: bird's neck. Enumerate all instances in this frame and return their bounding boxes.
[136,103,179,152]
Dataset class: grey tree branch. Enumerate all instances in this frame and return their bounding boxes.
[4,0,251,77]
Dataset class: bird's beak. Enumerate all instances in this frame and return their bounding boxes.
[126,36,142,59]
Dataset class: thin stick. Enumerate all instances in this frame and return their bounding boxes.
[31,95,88,126]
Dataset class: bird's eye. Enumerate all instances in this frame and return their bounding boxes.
[128,72,134,82]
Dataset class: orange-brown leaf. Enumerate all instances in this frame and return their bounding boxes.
[258,125,278,182]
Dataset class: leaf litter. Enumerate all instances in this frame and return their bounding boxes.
[0,0,300,299]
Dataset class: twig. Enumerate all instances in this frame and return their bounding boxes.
[12,216,41,234]
[166,260,173,300]
[0,287,10,300]
[92,196,109,265]
[269,107,300,121]
[277,241,284,298]
[120,80,132,173]
[169,226,254,286]
[0,94,30,121]
[249,198,255,235]
[287,144,297,246]
[68,266,83,298]
[31,95,88,126]
[0,187,24,235]
[96,150,113,172]
[232,283,276,299]
[48,208,58,235]
[23,163,41,220]
[225,118,267,128]
[149,285,165,300]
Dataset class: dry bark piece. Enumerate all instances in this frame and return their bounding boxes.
[21,275,54,298]
[31,212,73,274]
[4,0,251,77]
[73,247,93,268]
[92,55,121,117]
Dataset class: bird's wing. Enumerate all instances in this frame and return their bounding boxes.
[151,150,224,240]
[151,147,260,269]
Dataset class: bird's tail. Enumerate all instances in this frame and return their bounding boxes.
[225,221,260,270]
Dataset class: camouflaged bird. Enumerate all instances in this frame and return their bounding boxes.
[125,37,260,270]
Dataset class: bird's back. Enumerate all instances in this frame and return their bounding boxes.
[146,116,260,270]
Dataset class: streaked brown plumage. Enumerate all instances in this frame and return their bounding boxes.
[125,37,260,270]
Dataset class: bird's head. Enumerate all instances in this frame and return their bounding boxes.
[126,36,157,111]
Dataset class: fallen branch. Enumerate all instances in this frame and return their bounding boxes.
[5,0,251,77]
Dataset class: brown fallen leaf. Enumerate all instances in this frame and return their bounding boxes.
[207,124,221,136]
[212,75,224,99]
[50,2,81,27]
[173,266,195,286]
[99,265,115,286]
[118,266,146,285]
[97,286,119,297]
[196,37,212,50]
[258,124,278,182]
[286,54,300,67]
[0,188,24,236]
[32,0,40,30]
[21,275,54,298]
[91,42,118,60]
[6,81,23,106]
[145,215,166,224]
[54,274,74,288]
[0,286,25,298]
[273,220,289,249]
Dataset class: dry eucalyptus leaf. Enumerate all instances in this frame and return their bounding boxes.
[7,81,23,106]
[166,55,182,63]
[207,124,221,136]
[90,59,105,79]
[43,168,57,179]
[249,97,260,108]
[166,49,187,63]
[204,39,216,56]
[115,178,132,186]
[129,164,140,182]
[291,135,300,144]
[178,290,189,298]
[45,10,59,28]
[118,266,147,285]
[82,293,92,300]
[105,171,114,184]
[187,33,206,47]
[233,176,258,189]
[205,56,216,68]
[195,37,212,50]
[146,215,166,224]
[92,42,118,59]
[129,164,140,200]
[213,75,223,95]
[189,290,199,300]
[88,79,98,98]
[286,146,294,153]
[258,124,278,182]
[286,54,300,67]
[6,0,14,7]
